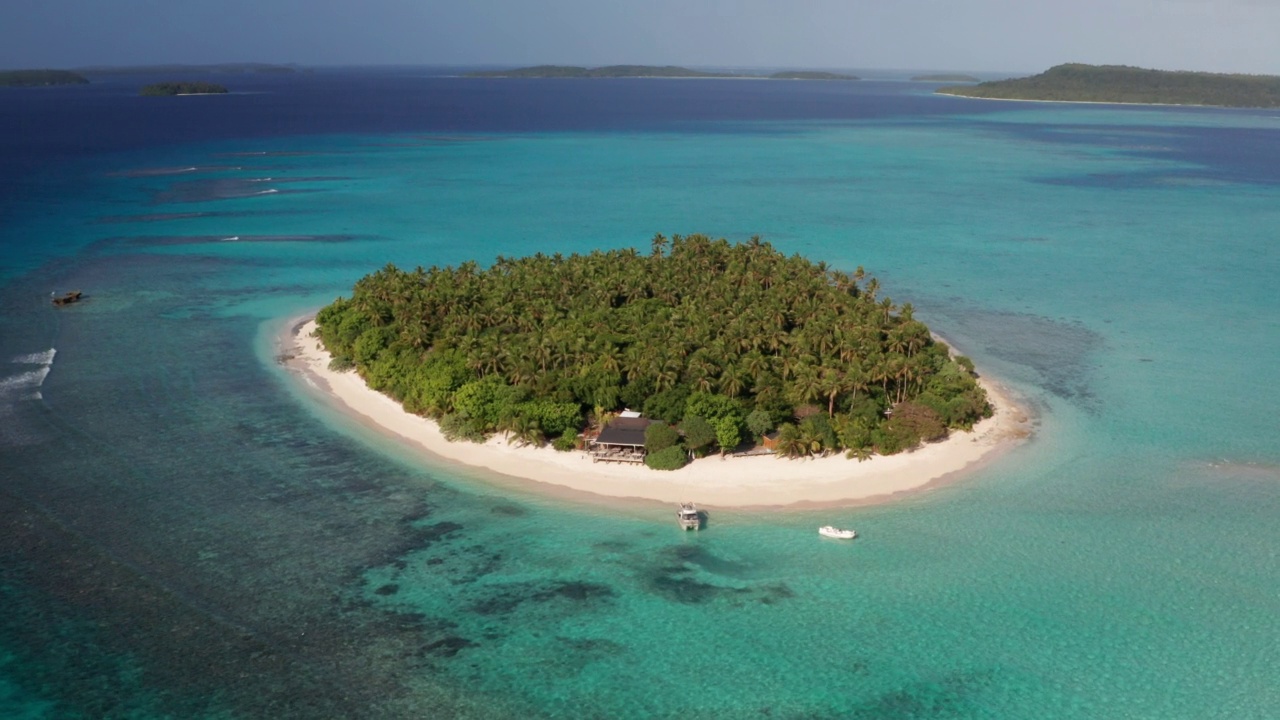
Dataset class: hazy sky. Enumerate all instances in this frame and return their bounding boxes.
[3,0,1279,74]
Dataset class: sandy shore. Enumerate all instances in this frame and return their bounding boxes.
[935,92,1223,109]
[278,316,1031,508]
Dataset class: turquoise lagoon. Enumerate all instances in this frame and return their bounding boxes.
[0,76,1277,718]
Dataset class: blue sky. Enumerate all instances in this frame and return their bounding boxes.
[3,0,1278,74]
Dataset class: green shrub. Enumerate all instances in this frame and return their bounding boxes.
[552,431,578,452]
[680,415,717,456]
[872,417,920,455]
[713,416,742,453]
[799,414,838,454]
[644,421,680,453]
[328,355,354,372]
[518,399,583,438]
[438,413,487,443]
[643,386,690,424]
[353,326,396,366]
[645,446,688,471]
[745,408,774,440]
[452,376,526,430]
[685,392,743,424]
[406,350,472,416]
[834,415,873,452]
[891,401,948,443]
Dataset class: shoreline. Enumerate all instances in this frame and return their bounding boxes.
[934,92,1252,110]
[277,314,1032,509]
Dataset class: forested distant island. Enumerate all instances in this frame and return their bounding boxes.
[911,74,979,82]
[467,65,860,80]
[81,63,298,76]
[467,65,738,79]
[316,235,990,470]
[938,64,1280,108]
[0,70,89,87]
[769,71,859,80]
[140,82,229,96]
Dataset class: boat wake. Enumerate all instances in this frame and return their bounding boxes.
[12,349,56,365]
[0,348,55,447]
[4,348,56,400]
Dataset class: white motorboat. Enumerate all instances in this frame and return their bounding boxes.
[677,503,701,530]
[818,525,857,539]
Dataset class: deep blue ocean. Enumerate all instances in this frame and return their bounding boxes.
[1,69,1278,719]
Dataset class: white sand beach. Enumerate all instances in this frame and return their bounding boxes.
[280,316,1032,508]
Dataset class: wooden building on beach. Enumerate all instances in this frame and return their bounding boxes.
[588,416,651,464]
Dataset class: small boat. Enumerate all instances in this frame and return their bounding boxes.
[818,525,857,540]
[677,503,701,531]
[51,290,83,306]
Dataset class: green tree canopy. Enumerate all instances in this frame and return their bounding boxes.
[938,64,1280,108]
[315,234,990,463]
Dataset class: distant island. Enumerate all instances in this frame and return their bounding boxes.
[769,71,859,81]
[466,65,738,79]
[911,74,979,83]
[140,82,229,96]
[466,65,861,81]
[81,63,297,76]
[937,63,1280,108]
[315,235,990,471]
[0,70,89,87]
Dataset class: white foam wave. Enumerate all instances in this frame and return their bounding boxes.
[249,177,273,182]
[254,188,279,195]
[0,366,51,394]
[1,348,55,445]
[12,348,56,365]
[222,236,241,242]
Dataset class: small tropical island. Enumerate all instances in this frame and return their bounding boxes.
[466,65,738,79]
[140,82,229,96]
[0,69,89,87]
[288,235,1026,505]
[80,62,297,76]
[937,63,1280,108]
[769,71,859,81]
[466,65,860,81]
[911,74,980,83]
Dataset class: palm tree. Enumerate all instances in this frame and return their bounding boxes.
[819,368,850,418]
[789,364,823,407]
[718,363,747,398]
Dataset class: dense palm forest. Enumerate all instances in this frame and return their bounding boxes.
[315,235,990,468]
[938,64,1280,108]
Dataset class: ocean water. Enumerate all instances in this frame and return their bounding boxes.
[1,70,1278,718]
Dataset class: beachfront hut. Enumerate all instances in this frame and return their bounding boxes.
[588,417,652,463]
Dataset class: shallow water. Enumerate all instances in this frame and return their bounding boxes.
[1,71,1277,718]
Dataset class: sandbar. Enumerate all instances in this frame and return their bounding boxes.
[278,315,1031,509]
